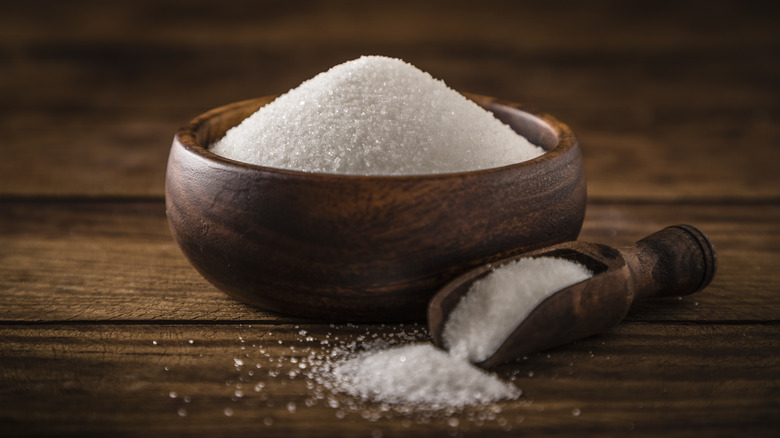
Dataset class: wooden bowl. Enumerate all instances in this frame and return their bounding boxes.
[165,94,586,322]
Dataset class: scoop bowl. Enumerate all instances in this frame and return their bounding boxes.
[428,225,717,367]
[165,94,586,321]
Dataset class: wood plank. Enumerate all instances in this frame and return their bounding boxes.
[2,200,778,323]
[0,200,287,323]
[1,322,777,437]
[3,0,778,51]
[1,3,776,438]
[0,112,175,198]
[582,201,780,322]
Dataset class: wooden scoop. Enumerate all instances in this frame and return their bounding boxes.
[428,225,717,368]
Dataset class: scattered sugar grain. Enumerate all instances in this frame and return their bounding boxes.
[195,322,529,427]
[443,257,593,363]
[210,56,544,175]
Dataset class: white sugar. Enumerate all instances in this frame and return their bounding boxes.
[443,257,593,363]
[210,56,544,175]
[329,343,521,409]
[322,257,591,409]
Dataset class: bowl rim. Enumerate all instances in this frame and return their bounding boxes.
[174,93,578,182]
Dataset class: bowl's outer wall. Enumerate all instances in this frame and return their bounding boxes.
[165,96,586,321]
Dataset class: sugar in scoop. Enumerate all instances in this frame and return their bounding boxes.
[443,257,593,363]
[209,56,544,175]
[430,225,717,367]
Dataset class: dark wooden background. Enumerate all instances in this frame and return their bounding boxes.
[1,1,778,436]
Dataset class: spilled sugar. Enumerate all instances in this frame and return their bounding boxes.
[328,343,521,409]
[165,258,594,427]
[443,257,594,363]
[323,257,591,409]
[163,323,550,430]
[210,56,544,175]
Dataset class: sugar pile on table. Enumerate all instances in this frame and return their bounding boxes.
[163,257,598,426]
[190,259,592,415]
[327,343,521,409]
[322,257,591,409]
[443,257,593,363]
[209,56,544,175]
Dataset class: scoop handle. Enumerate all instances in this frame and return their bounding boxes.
[619,225,717,300]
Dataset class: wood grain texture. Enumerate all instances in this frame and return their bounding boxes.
[165,95,585,321]
[1,323,777,437]
[1,200,778,324]
[430,225,718,367]
[1,1,778,436]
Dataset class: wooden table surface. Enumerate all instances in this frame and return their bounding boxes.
[2,1,778,436]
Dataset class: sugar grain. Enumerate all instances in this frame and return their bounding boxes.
[210,56,544,175]
[329,343,521,409]
[443,257,593,363]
